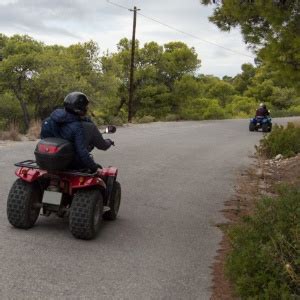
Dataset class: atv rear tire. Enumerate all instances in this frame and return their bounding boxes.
[262,123,269,132]
[69,189,103,240]
[7,179,43,229]
[103,181,121,221]
[249,123,255,132]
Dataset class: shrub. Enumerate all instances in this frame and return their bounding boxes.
[0,123,21,141]
[26,120,41,140]
[135,115,155,124]
[203,99,226,120]
[225,95,257,117]
[288,105,300,116]
[271,110,296,118]
[180,98,227,120]
[164,114,180,122]
[226,186,300,299]
[179,97,208,120]
[103,114,126,126]
[258,122,300,158]
[0,92,23,131]
[234,111,249,119]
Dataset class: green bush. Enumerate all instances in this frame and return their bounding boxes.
[226,186,300,299]
[164,113,180,122]
[258,123,300,158]
[271,110,297,118]
[0,92,23,131]
[288,105,300,116]
[180,98,227,120]
[107,116,125,126]
[203,99,226,120]
[179,97,207,120]
[135,115,155,123]
[225,95,257,117]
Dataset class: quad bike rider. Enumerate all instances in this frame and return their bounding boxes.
[7,92,121,240]
[249,103,272,132]
[40,91,114,172]
[255,103,270,118]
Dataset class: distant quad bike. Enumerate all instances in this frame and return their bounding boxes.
[249,116,272,132]
[6,126,121,240]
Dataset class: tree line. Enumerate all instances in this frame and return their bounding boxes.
[0,32,299,132]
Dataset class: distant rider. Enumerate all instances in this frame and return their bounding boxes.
[255,103,270,117]
[40,91,114,174]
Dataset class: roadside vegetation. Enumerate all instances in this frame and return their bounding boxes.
[0,123,21,141]
[0,31,299,137]
[225,121,300,299]
[226,185,300,298]
[259,122,300,158]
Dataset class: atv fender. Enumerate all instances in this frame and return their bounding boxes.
[70,176,106,190]
[101,167,118,177]
[15,167,46,183]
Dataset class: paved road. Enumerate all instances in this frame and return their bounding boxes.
[0,118,297,299]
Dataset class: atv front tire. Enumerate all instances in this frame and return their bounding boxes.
[262,123,269,132]
[103,181,121,221]
[7,179,43,229]
[249,123,255,132]
[69,189,103,240]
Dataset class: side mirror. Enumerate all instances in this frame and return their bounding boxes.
[105,125,117,134]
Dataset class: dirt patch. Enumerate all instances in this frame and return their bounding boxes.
[211,154,300,299]
[263,154,300,189]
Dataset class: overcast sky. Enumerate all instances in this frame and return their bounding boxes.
[0,0,255,77]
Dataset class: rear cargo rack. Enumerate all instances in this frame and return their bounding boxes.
[15,160,39,169]
[15,160,97,177]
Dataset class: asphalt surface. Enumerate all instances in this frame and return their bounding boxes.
[0,118,298,299]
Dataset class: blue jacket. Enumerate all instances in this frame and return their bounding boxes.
[40,108,98,172]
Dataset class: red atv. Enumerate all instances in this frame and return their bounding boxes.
[6,126,121,240]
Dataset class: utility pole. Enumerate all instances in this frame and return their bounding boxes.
[128,6,140,123]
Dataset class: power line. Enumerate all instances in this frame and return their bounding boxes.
[106,0,255,59]
[138,13,255,59]
[106,0,129,11]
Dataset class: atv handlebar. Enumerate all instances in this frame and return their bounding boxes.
[100,126,116,146]
[103,125,116,134]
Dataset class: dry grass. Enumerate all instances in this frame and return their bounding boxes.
[26,119,41,140]
[292,120,300,128]
[0,123,21,141]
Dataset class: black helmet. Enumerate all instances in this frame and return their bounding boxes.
[64,92,89,115]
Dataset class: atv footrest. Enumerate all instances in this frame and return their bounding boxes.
[103,206,111,212]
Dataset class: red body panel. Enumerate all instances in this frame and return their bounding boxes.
[15,167,47,182]
[15,166,118,194]
[100,167,118,177]
[70,176,106,190]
